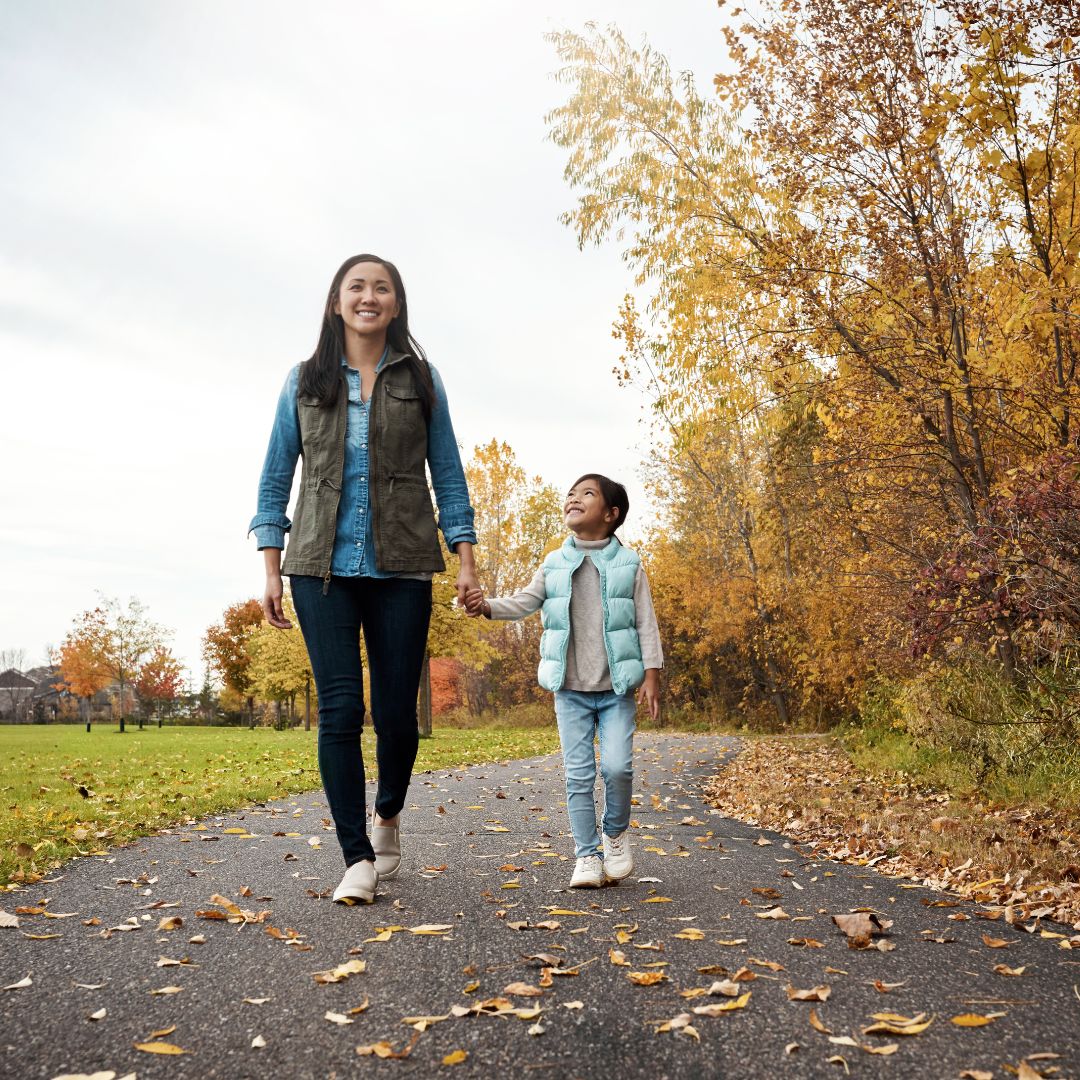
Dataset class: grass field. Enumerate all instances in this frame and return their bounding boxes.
[0,723,561,888]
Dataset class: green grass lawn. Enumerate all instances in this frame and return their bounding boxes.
[0,723,561,889]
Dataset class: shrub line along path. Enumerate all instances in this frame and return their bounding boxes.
[2,733,1078,1080]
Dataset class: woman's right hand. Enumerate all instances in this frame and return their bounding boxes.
[263,572,292,629]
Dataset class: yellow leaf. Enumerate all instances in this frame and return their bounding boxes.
[691,992,752,1015]
[442,1050,468,1065]
[134,1041,188,1055]
[644,897,672,904]
[627,971,669,986]
[951,1014,994,1027]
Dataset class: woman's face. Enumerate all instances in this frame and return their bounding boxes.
[333,261,400,338]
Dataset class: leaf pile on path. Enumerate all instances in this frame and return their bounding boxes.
[704,738,1080,930]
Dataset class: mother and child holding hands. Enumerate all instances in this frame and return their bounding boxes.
[250,254,663,905]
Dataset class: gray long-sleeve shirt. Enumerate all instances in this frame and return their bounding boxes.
[486,537,664,693]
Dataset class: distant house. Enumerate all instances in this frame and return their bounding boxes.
[0,668,36,722]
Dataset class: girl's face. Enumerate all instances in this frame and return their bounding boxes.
[564,479,617,538]
[333,261,400,339]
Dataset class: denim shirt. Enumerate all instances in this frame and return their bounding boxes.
[249,354,476,577]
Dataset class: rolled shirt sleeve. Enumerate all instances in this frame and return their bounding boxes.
[247,365,301,550]
[426,364,477,551]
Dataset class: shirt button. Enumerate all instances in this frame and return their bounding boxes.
[360,476,365,482]
[356,541,362,547]
[361,443,367,449]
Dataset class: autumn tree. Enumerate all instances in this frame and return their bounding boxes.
[202,599,264,725]
[462,440,563,713]
[133,644,185,727]
[54,608,114,726]
[547,5,1080,725]
[246,595,315,728]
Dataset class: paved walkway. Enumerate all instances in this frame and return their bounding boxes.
[2,733,1078,1079]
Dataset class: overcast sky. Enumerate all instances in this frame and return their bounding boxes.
[0,1,733,681]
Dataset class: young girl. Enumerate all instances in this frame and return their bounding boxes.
[465,475,662,887]
[250,254,479,905]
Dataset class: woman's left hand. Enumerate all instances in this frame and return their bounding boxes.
[456,565,480,607]
[453,541,480,607]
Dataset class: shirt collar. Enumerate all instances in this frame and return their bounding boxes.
[340,344,391,372]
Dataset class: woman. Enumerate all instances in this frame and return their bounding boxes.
[249,254,478,904]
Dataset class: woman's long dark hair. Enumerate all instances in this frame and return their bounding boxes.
[297,254,435,417]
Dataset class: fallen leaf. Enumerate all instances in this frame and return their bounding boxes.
[409,924,454,935]
[755,906,790,920]
[442,1050,468,1065]
[993,964,1026,976]
[88,1008,107,1021]
[951,1014,994,1027]
[809,1009,832,1034]
[133,1041,188,1055]
[149,986,183,996]
[244,997,270,1005]
[324,1012,354,1026]
[313,959,366,984]
[251,1035,266,1048]
[157,916,182,931]
[149,1026,176,1039]
[0,911,19,929]
[788,938,824,948]
[981,934,1011,948]
[691,991,752,1015]
[503,982,543,997]
[627,971,669,986]
[832,912,893,949]
[786,984,831,1002]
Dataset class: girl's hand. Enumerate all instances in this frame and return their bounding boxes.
[263,573,292,629]
[463,588,490,618]
[637,669,661,721]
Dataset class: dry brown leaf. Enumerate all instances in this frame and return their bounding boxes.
[993,964,1026,976]
[409,924,454,935]
[788,938,824,948]
[503,982,543,997]
[324,1012,354,1026]
[149,986,183,996]
[809,1009,832,1034]
[981,934,1011,948]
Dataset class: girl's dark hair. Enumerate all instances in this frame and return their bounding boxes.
[570,473,629,536]
[297,254,435,417]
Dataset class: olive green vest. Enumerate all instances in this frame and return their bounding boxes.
[281,348,445,582]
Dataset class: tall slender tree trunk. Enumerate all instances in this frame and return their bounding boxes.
[418,654,432,737]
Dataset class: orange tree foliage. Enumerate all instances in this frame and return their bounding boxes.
[202,599,264,712]
[462,440,563,712]
[133,644,184,720]
[548,3,1080,725]
[54,608,111,708]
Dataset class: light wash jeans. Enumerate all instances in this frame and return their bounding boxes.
[553,689,637,859]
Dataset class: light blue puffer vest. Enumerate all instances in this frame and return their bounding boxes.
[538,536,645,695]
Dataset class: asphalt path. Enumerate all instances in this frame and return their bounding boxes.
[2,733,1078,1080]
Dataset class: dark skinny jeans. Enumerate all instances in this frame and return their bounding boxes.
[290,575,432,867]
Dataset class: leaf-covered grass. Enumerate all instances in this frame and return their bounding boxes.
[0,723,560,888]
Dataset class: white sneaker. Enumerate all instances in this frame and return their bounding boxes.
[602,831,633,882]
[371,817,401,880]
[569,855,605,888]
[332,860,378,904]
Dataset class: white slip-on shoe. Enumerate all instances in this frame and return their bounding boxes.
[602,830,633,882]
[371,816,401,880]
[332,860,379,904]
[569,855,605,888]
